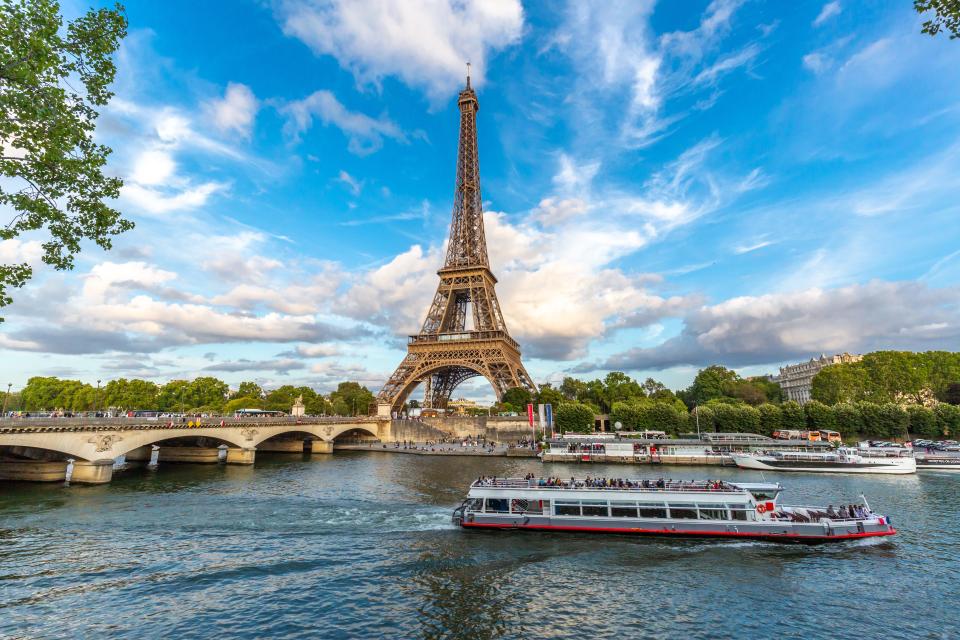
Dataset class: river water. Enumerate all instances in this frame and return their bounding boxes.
[1,452,957,639]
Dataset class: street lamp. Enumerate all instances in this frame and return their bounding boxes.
[96,379,101,417]
[180,386,185,416]
[2,383,11,417]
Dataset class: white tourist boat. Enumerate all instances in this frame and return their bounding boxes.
[915,454,960,471]
[730,447,916,474]
[452,476,896,543]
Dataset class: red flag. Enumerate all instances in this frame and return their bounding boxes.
[527,403,534,427]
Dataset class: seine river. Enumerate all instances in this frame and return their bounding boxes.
[1,452,957,639]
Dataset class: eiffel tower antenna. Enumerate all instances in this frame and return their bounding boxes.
[377,74,537,414]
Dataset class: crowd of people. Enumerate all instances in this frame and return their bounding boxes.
[475,474,734,492]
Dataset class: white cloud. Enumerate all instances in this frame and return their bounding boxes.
[281,90,406,155]
[129,149,176,185]
[205,82,259,139]
[0,239,44,266]
[802,52,830,74]
[275,0,524,101]
[337,169,362,195]
[121,181,227,215]
[601,281,960,370]
[813,2,841,27]
[733,239,773,254]
[692,44,759,86]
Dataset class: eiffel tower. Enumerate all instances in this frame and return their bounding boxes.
[377,69,537,414]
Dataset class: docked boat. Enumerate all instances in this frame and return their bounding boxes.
[451,476,896,543]
[730,447,916,474]
[915,454,960,470]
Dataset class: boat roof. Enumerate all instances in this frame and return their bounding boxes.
[547,436,830,448]
[469,478,782,495]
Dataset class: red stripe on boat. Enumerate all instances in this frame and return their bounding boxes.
[460,522,896,540]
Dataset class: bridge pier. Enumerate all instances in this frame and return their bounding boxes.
[69,459,114,484]
[309,439,332,454]
[257,439,305,453]
[124,445,156,467]
[157,447,221,464]
[0,459,69,482]
[226,447,256,465]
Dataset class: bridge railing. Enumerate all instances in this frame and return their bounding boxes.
[0,415,380,431]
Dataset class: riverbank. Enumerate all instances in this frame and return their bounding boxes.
[334,442,538,457]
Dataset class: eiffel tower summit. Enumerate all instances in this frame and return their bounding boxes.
[377,68,538,415]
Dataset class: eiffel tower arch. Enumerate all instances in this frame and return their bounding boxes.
[377,70,537,414]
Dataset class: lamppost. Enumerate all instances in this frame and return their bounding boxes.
[180,386,185,416]
[96,379,101,417]
[2,383,11,417]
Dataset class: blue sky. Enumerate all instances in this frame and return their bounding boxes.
[2,0,960,401]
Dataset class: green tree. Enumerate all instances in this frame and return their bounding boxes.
[559,377,587,401]
[711,403,760,433]
[223,396,264,414]
[906,405,937,438]
[647,401,687,435]
[103,378,158,409]
[687,365,740,405]
[535,383,565,407]
[603,371,644,406]
[804,400,837,431]
[329,381,375,416]
[780,401,806,431]
[834,403,864,439]
[555,401,595,433]
[688,405,714,434]
[20,376,65,410]
[812,363,868,405]
[757,403,782,436]
[915,0,960,39]
[232,381,263,400]
[502,386,532,409]
[935,403,960,436]
[0,0,131,316]
[945,382,960,405]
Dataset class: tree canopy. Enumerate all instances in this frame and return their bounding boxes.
[915,0,960,39]
[0,0,131,317]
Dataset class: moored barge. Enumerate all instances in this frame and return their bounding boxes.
[731,447,916,474]
[452,476,895,543]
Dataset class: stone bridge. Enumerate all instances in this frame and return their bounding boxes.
[0,417,390,484]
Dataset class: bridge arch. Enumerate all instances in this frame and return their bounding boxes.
[392,360,492,410]
[0,442,86,461]
[114,429,248,458]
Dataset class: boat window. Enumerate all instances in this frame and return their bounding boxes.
[510,498,530,513]
[581,500,609,517]
[668,504,697,519]
[485,498,510,513]
[467,498,484,511]
[554,501,581,516]
[610,501,638,518]
[637,503,667,518]
[697,505,727,520]
[726,504,749,521]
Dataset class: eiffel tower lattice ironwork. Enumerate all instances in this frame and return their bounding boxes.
[377,70,537,413]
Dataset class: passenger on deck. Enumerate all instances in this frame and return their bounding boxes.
[838,505,849,519]
[826,505,837,518]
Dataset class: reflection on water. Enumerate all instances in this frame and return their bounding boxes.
[0,451,957,639]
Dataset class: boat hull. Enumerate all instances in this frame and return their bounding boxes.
[459,514,895,544]
[731,455,916,474]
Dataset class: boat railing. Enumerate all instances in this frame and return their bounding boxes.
[470,479,745,493]
[782,505,877,522]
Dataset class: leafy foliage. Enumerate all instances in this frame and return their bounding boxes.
[0,0,131,315]
[554,402,595,433]
[812,351,960,405]
[915,0,960,39]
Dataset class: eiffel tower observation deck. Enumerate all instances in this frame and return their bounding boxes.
[377,68,537,415]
